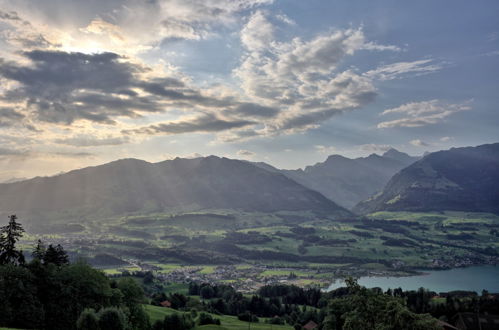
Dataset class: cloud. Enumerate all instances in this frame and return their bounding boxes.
[234,12,398,135]
[124,113,254,135]
[0,10,22,21]
[50,151,95,158]
[0,50,279,129]
[483,50,499,57]
[410,139,430,147]
[365,59,442,81]
[0,107,24,127]
[440,136,452,142]
[236,149,255,157]
[0,5,421,144]
[358,144,392,153]
[1,0,274,56]
[377,100,472,128]
[314,145,338,154]
[275,13,295,26]
[240,10,274,51]
[0,50,148,124]
[0,147,26,156]
[216,129,261,142]
[53,135,130,147]
[184,152,203,159]
[232,103,279,118]
[0,10,57,51]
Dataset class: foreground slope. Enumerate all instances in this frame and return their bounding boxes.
[354,143,499,214]
[0,156,348,219]
[261,149,419,209]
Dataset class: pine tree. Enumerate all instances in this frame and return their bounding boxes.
[32,239,46,260]
[43,243,69,266]
[0,214,25,265]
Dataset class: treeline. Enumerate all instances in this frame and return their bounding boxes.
[0,215,149,330]
[148,277,499,330]
[150,282,323,327]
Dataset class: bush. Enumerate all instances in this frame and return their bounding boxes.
[164,312,194,330]
[238,312,259,322]
[198,312,221,326]
[267,316,285,325]
[76,309,99,330]
[98,307,126,330]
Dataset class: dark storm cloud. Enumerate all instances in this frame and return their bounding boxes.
[124,113,254,135]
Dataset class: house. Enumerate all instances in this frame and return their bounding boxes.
[160,300,172,308]
[303,320,318,330]
[453,312,499,330]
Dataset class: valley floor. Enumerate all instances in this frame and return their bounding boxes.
[17,210,499,291]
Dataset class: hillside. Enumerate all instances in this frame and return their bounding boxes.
[0,156,349,219]
[259,149,419,209]
[354,143,499,214]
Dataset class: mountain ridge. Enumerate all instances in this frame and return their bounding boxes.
[353,143,499,214]
[0,156,350,220]
[258,149,420,209]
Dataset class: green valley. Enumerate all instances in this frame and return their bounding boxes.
[17,209,499,291]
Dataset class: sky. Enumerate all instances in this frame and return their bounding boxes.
[0,0,498,180]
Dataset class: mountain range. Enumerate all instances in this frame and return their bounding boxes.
[1,143,497,221]
[354,143,499,214]
[0,156,349,220]
[254,148,419,209]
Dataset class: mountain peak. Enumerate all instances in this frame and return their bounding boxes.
[324,154,350,163]
[382,148,416,164]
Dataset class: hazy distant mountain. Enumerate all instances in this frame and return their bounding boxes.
[0,156,349,219]
[256,149,419,209]
[1,177,28,184]
[353,143,499,214]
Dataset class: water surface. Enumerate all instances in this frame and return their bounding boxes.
[327,265,499,293]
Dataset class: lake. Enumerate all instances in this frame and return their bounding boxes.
[327,265,499,293]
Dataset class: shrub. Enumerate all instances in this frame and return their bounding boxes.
[238,312,259,322]
[76,308,99,330]
[198,312,221,326]
[98,307,126,330]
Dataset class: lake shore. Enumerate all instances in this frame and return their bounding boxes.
[326,265,499,293]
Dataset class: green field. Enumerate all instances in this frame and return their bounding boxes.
[144,305,293,330]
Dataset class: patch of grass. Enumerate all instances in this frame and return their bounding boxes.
[150,263,183,273]
[101,266,141,275]
[163,282,189,294]
[260,269,309,277]
[144,305,292,329]
[199,266,217,274]
[194,325,229,330]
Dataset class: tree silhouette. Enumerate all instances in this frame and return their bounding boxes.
[0,215,25,265]
[43,244,69,266]
[32,239,46,260]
